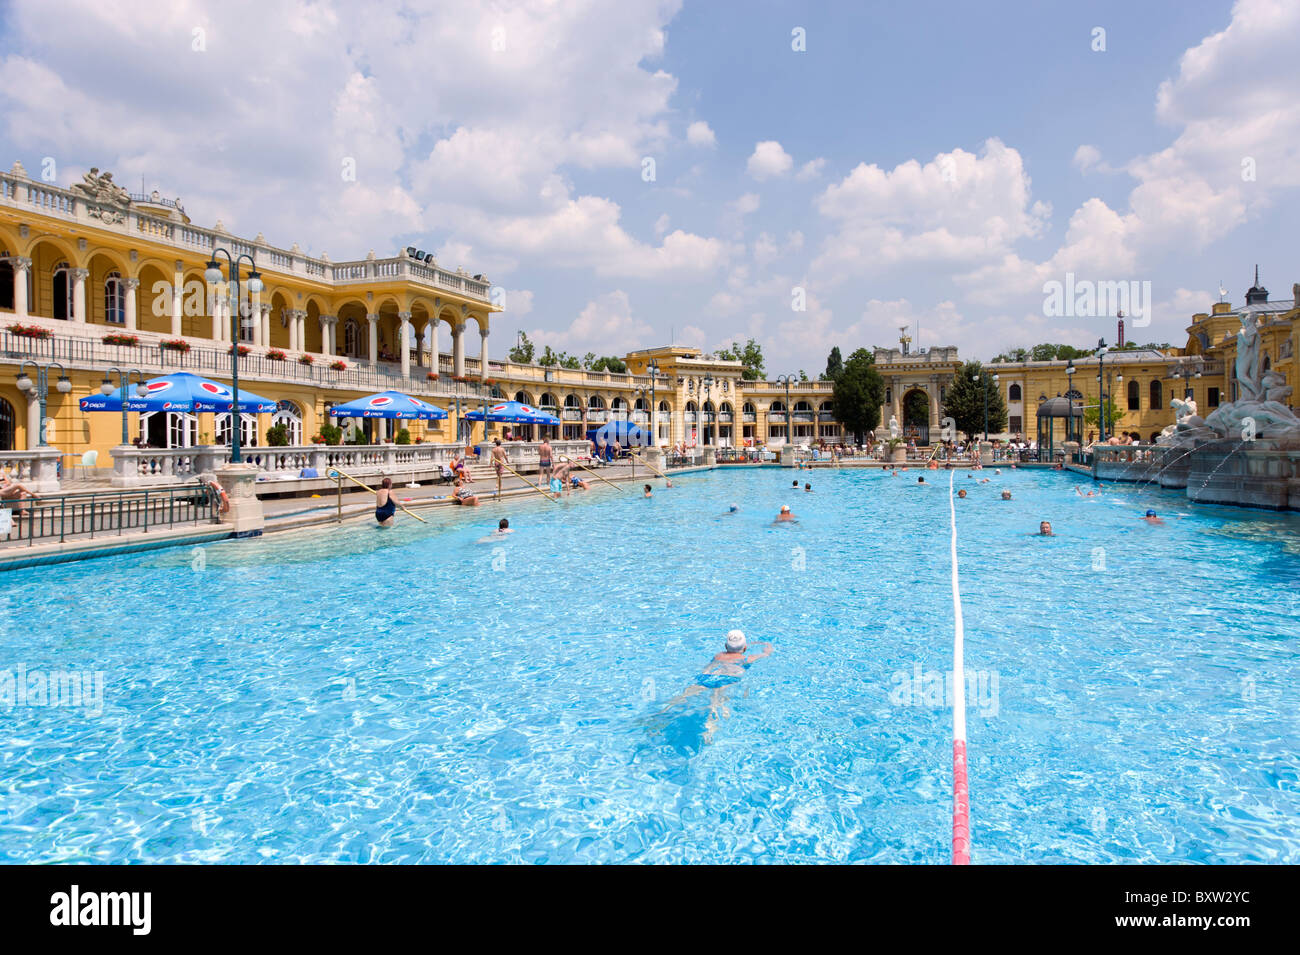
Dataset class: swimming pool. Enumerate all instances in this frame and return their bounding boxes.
[2,466,1298,863]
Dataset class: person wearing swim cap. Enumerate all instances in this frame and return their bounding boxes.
[774,504,796,523]
[1143,509,1164,525]
[725,503,739,514]
[651,630,774,744]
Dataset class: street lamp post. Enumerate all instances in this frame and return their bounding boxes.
[204,249,263,463]
[1095,339,1109,443]
[99,367,149,446]
[15,361,71,448]
[1177,358,1202,400]
[646,360,659,447]
[970,369,995,442]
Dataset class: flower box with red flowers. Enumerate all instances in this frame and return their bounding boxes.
[160,339,191,353]
[227,344,252,356]
[329,360,347,371]
[298,354,315,365]
[7,323,51,340]
[102,333,139,346]
[266,349,287,361]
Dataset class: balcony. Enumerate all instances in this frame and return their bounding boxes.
[562,408,584,421]
[742,413,756,422]
[1,168,493,304]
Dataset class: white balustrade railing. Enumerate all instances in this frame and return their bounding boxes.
[0,448,64,493]
[109,443,467,488]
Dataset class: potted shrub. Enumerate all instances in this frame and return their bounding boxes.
[317,423,343,446]
[102,332,139,346]
[887,437,907,463]
[160,339,190,353]
[298,354,315,365]
[266,348,287,361]
[395,428,411,445]
[265,423,290,447]
[8,323,51,340]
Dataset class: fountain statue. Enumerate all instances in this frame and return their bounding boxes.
[889,414,900,439]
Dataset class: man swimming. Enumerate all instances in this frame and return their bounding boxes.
[1143,509,1164,525]
[643,484,653,498]
[652,630,774,744]
[774,505,796,522]
[957,488,967,499]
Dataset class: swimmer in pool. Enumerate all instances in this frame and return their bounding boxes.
[477,517,513,543]
[774,504,797,523]
[652,630,774,743]
[1142,509,1164,525]
[1038,520,1054,536]
[957,488,967,499]
[375,476,396,526]
[1076,486,1097,497]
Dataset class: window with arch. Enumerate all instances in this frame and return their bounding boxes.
[104,272,125,325]
[51,262,73,320]
[1149,380,1163,410]
[564,394,581,409]
[1008,383,1022,401]
[539,393,557,410]
[0,395,14,451]
[271,399,304,446]
[344,318,362,357]
[1263,354,1272,372]
[0,251,16,311]
[216,413,259,448]
[884,387,892,405]
[587,395,606,409]
[1127,379,1140,410]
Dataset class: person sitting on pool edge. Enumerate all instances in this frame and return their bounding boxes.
[453,476,480,506]
[375,476,397,526]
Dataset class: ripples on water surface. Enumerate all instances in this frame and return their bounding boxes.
[2,467,1298,863]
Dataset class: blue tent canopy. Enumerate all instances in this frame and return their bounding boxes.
[328,391,448,420]
[464,400,560,425]
[78,372,277,413]
[587,419,650,447]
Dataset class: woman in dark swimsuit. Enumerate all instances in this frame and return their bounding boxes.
[375,477,397,526]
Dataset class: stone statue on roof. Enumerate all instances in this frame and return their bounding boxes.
[71,167,132,224]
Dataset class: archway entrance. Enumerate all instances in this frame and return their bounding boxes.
[902,388,930,445]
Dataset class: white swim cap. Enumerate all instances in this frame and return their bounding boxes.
[780,504,790,513]
[725,630,747,652]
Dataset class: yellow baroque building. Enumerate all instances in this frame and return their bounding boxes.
[2,161,1298,470]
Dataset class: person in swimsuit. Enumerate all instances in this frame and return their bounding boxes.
[453,476,480,506]
[490,439,507,497]
[652,630,774,744]
[375,476,397,526]
[774,504,796,523]
[538,437,554,484]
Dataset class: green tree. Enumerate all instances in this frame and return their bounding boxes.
[831,347,885,444]
[538,345,561,367]
[589,355,628,373]
[508,331,535,364]
[798,369,808,382]
[716,338,766,380]
[1084,395,1125,434]
[942,361,1008,441]
[559,353,581,369]
[822,346,843,381]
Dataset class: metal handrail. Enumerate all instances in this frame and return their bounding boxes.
[1,481,219,548]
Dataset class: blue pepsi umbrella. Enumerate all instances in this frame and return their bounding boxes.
[79,372,277,413]
[587,419,650,447]
[464,400,560,425]
[328,391,448,420]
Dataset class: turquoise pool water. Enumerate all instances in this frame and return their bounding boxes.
[2,466,1299,863]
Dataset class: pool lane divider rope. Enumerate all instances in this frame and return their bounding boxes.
[947,467,972,864]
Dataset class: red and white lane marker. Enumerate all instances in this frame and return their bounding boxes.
[947,468,971,864]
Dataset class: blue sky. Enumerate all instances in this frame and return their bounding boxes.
[2,0,1295,374]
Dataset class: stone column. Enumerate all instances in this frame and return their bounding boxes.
[171,264,184,336]
[367,314,379,363]
[250,298,262,347]
[71,267,88,323]
[320,315,333,357]
[479,325,489,381]
[261,305,271,346]
[288,309,298,351]
[453,322,466,378]
[398,311,412,378]
[13,257,30,320]
[211,293,224,341]
[25,393,41,450]
[215,462,265,536]
[123,277,139,331]
[428,318,439,370]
